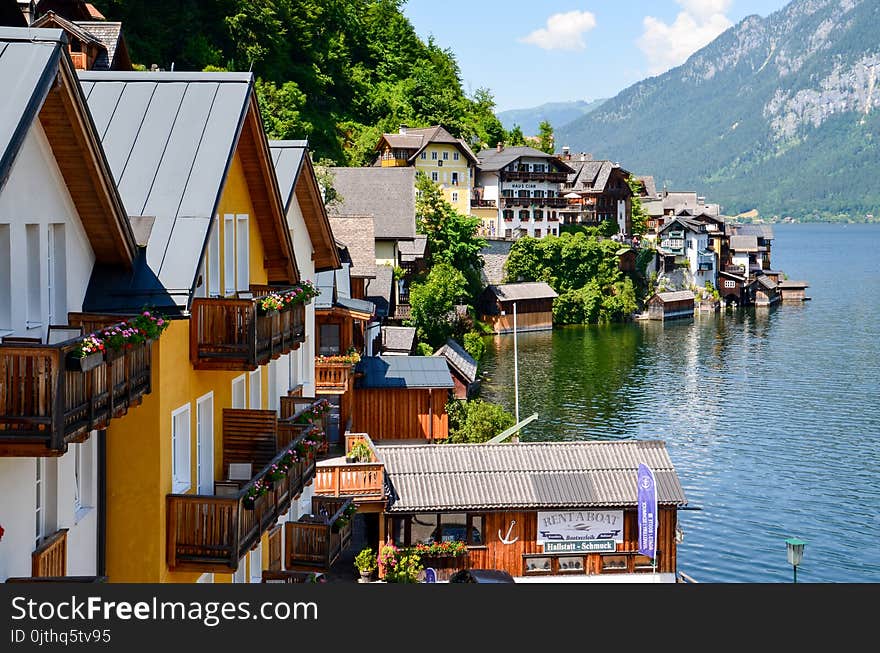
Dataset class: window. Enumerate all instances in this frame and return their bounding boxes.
[524,557,552,574]
[504,229,512,238]
[248,369,262,409]
[233,557,247,583]
[517,190,530,198]
[501,189,513,198]
[420,152,427,160]
[319,324,341,356]
[724,280,736,289]
[431,151,438,160]
[267,360,278,412]
[453,152,460,161]
[431,172,439,182]
[171,405,192,493]
[196,393,215,495]
[249,543,263,583]
[451,172,459,186]
[26,224,41,328]
[601,554,628,572]
[48,225,66,326]
[437,160,443,168]
[288,350,299,391]
[551,228,557,236]
[533,190,545,199]
[208,216,220,296]
[0,224,10,330]
[35,459,45,546]
[503,210,514,221]
[73,442,86,515]
[534,210,544,221]
[634,554,658,572]
[559,556,584,573]
[231,375,246,409]
[451,192,459,202]
[236,214,249,292]
[519,210,529,221]
[535,229,542,238]
[223,215,235,294]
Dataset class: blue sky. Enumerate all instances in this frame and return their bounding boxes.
[402,0,791,112]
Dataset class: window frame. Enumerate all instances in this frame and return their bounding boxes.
[248,369,262,410]
[236,214,250,293]
[223,214,235,295]
[171,404,192,494]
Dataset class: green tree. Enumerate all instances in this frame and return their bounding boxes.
[408,263,467,348]
[507,124,527,147]
[448,399,515,444]
[627,177,648,236]
[537,120,555,154]
[462,332,486,363]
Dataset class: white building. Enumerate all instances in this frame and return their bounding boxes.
[474,145,574,239]
[657,217,716,288]
[0,28,138,581]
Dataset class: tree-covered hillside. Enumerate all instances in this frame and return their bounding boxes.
[94,0,505,165]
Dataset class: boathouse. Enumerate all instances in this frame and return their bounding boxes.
[477,282,558,333]
[754,275,780,307]
[646,291,695,321]
[434,338,480,400]
[375,440,687,582]
[778,280,810,302]
[353,356,453,441]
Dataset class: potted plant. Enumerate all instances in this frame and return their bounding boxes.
[66,334,106,372]
[354,547,377,583]
[347,440,372,464]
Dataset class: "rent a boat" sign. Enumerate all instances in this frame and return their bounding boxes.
[536,510,624,544]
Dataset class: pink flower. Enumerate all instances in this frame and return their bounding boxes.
[143,311,151,317]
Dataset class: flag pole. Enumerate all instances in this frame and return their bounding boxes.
[513,301,520,442]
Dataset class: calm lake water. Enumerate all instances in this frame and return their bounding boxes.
[479,223,880,583]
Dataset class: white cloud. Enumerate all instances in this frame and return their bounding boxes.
[520,10,597,51]
[639,0,733,75]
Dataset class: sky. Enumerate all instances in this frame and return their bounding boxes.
[402,0,791,112]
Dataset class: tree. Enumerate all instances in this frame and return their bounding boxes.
[448,399,515,444]
[537,120,555,154]
[408,263,467,348]
[507,124,527,147]
[627,177,648,236]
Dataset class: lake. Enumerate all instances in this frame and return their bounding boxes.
[478,223,880,583]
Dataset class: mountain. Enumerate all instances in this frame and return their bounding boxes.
[498,99,607,135]
[556,0,880,222]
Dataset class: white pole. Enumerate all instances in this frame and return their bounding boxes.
[513,301,520,441]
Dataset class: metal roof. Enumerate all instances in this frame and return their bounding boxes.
[357,355,454,390]
[487,282,558,302]
[434,338,477,384]
[78,70,253,305]
[337,296,375,316]
[378,440,687,512]
[269,140,306,212]
[328,167,416,240]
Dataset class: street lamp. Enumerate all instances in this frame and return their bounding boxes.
[785,537,806,583]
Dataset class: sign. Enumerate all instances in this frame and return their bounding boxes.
[544,540,617,554]
[637,463,658,560]
[508,183,537,190]
[536,510,624,544]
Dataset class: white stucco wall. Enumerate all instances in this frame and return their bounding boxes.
[286,196,317,398]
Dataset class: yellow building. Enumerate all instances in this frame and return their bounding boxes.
[77,71,340,583]
[374,125,478,216]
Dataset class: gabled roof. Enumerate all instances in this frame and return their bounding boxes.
[380,326,416,355]
[659,216,705,234]
[364,263,392,318]
[376,125,478,165]
[357,355,454,390]
[327,215,377,279]
[477,146,575,173]
[486,282,558,302]
[269,140,339,272]
[35,0,103,21]
[0,27,135,266]
[398,234,427,263]
[328,167,416,240]
[378,440,688,512]
[636,175,657,197]
[564,159,631,194]
[756,275,777,291]
[434,338,477,384]
[73,21,128,70]
[652,291,695,303]
[79,70,297,310]
[733,223,775,240]
[729,235,759,252]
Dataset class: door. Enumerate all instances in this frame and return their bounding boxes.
[196,393,214,495]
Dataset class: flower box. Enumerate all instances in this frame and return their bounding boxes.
[66,350,104,373]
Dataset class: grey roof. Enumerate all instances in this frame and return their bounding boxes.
[488,282,558,302]
[357,355,454,390]
[0,28,63,192]
[756,275,778,291]
[733,223,775,240]
[328,216,377,278]
[377,440,687,512]
[477,146,574,173]
[398,234,427,262]
[73,21,122,70]
[729,235,759,252]
[379,126,478,165]
[364,263,392,318]
[637,175,657,197]
[660,216,705,234]
[314,269,335,309]
[269,140,307,212]
[78,70,254,305]
[654,291,695,303]
[778,280,809,289]
[566,159,613,192]
[328,167,416,240]
[434,338,477,384]
[381,326,416,354]
[337,296,375,315]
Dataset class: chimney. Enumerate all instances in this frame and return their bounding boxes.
[399,125,409,135]
[18,1,35,24]
[562,145,571,160]
[496,142,504,153]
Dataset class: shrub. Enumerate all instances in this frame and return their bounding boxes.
[462,332,486,362]
[448,399,515,444]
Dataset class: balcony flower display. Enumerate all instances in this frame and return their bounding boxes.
[242,478,270,509]
[258,293,285,314]
[130,311,169,341]
[412,540,468,557]
[70,334,105,359]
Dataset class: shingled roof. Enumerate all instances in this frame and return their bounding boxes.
[376,125,478,165]
[487,282,558,302]
[328,167,416,240]
[328,215,377,279]
[653,291,695,303]
[729,235,759,252]
[477,146,574,173]
[434,338,477,384]
[378,440,688,512]
[380,326,416,355]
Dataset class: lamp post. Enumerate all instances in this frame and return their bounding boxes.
[785,537,806,583]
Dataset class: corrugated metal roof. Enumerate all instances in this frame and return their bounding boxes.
[79,71,253,304]
[434,338,477,384]
[378,440,687,512]
[489,282,558,302]
[357,355,454,389]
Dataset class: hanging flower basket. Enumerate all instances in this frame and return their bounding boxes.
[66,350,103,373]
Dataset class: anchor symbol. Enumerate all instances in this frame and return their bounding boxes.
[499,520,519,545]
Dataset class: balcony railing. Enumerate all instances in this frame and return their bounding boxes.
[315,433,385,502]
[284,496,354,571]
[32,529,68,578]
[471,199,497,208]
[500,197,568,208]
[0,328,152,457]
[501,171,569,183]
[190,290,305,371]
[314,360,354,394]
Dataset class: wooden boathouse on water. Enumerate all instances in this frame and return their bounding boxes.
[646,290,695,321]
[477,282,558,334]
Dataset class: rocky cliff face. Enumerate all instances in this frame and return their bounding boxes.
[557,0,879,220]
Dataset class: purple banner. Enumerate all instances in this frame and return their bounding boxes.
[637,463,657,560]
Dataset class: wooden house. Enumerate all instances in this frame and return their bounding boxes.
[754,275,780,307]
[557,155,633,234]
[646,291,695,321]
[375,440,688,582]
[353,356,453,442]
[478,282,558,334]
[0,27,141,582]
[617,247,637,273]
[434,338,479,400]
[31,11,132,71]
[778,280,810,302]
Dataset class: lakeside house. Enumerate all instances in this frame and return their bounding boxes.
[477,282,558,334]
[778,280,810,302]
[657,216,716,289]
[31,10,132,71]
[646,291,696,321]
[558,151,634,235]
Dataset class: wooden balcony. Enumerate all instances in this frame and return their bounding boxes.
[190,292,305,371]
[471,199,497,208]
[32,529,68,578]
[500,197,568,209]
[0,329,152,457]
[314,360,354,394]
[315,433,385,503]
[166,404,324,573]
[285,496,354,571]
[501,170,569,183]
